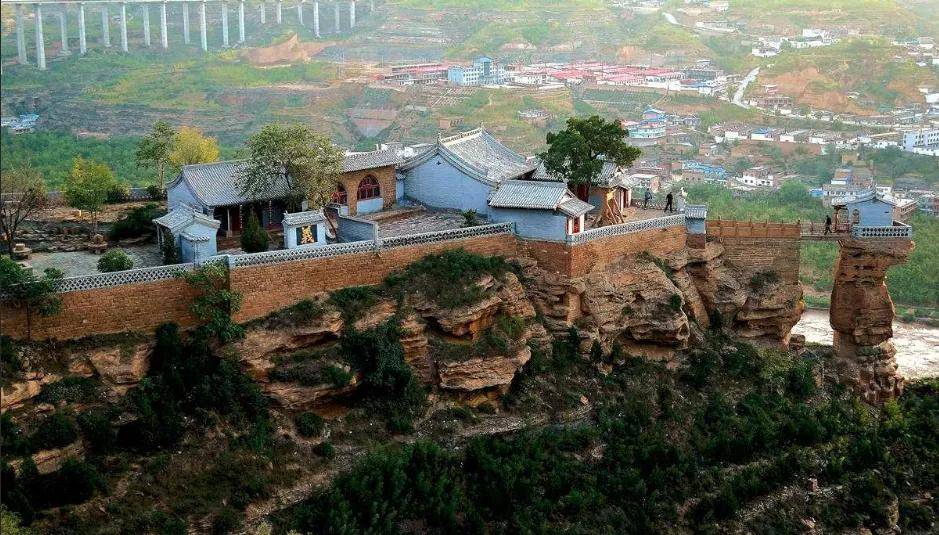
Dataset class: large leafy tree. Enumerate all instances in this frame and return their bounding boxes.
[135,121,176,193]
[0,257,62,341]
[168,126,220,170]
[238,124,345,211]
[539,115,641,185]
[0,163,47,257]
[64,157,118,234]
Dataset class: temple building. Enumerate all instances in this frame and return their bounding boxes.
[398,128,538,215]
[488,180,594,241]
[165,148,400,237]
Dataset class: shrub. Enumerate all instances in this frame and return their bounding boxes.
[749,270,780,292]
[211,507,241,535]
[182,263,244,343]
[322,365,353,388]
[109,203,164,241]
[295,412,325,438]
[98,249,134,272]
[106,183,130,203]
[590,340,604,361]
[161,232,179,265]
[36,376,101,404]
[77,409,116,453]
[461,209,481,227]
[384,249,514,309]
[787,360,817,398]
[329,286,378,324]
[240,211,269,253]
[314,441,335,458]
[1,413,30,457]
[145,184,163,200]
[29,412,79,451]
[668,294,683,312]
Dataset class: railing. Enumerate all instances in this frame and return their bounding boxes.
[381,222,514,249]
[55,263,195,293]
[685,204,707,219]
[567,215,686,245]
[852,223,913,239]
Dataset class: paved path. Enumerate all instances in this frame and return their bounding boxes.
[27,246,163,277]
[733,66,760,109]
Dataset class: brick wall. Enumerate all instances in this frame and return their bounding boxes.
[0,278,200,341]
[1,233,518,341]
[232,234,518,322]
[706,220,800,239]
[715,236,801,279]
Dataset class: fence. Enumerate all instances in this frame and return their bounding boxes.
[566,215,686,245]
[852,224,913,239]
[705,219,801,239]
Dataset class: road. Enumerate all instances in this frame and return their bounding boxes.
[733,66,760,108]
[663,12,679,25]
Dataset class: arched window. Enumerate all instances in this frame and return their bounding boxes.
[331,183,348,205]
[357,176,381,200]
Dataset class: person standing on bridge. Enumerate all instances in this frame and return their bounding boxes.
[643,188,653,209]
[664,192,674,213]
[825,215,832,235]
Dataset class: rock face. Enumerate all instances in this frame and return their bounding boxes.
[830,238,914,403]
[437,346,532,393]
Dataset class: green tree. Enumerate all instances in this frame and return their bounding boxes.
[539,115,641,186]
[182,263,244,342]
[0,163,47,257]
[0,257,62,341]
[238,124,345,211]
[161,232,179,265]
[135,121,176,193]
[168,126,220,171]
[63,157,118,234]
[240,210,270,253]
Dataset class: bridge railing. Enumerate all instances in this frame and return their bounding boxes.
[851,223,913,239]
[567,214,686,245]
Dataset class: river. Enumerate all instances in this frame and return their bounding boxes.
[792,309,939,380]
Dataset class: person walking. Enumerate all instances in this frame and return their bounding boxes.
[664,192,674,213]
[643,188,653,209]
[824,215,832,235]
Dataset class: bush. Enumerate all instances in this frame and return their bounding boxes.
[384,249,514,309]
[109,203,164,241]
[161,232,179,265]
[668,294,683,312]
[106,183,130,203]
[145,184,163,200]
[461,209,481,227]
[211,507,241,535]
[97,249,134,272]
[36,376,101,404]
[749,270,780,292]
[240,211,269,253]
[321,365,353,388]
[1,413,30,457]
[77,409,116,453]
[295,412,325,438]
[329,286,378,323]
[314,441,335,458]
[29,412,79,451]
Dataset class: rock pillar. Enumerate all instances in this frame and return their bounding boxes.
[101,5,111,47]
[182,2,191,44]
[830,238,915,404]
[78,3,87,54]
[160,2,169,49]
[35,4,46,70]
[142,5,151,47]
[199,1,207,51]
[119,3,128,52]
[221,2,229,47]
[59,10,70,54]
[313,1,320,37]
[16,5,27,64]
[238,1,245,42]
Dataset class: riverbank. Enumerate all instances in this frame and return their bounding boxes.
[793,308,939,379]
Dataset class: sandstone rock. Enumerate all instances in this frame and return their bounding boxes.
[264,378,358,411]
[437,346,531,392]
[84,342,153,389]
[236,310,343,379]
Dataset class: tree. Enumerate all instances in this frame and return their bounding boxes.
[63,157,117,234]
[539,115,641,186]
[239,124,345,211]
[0,257,62,341]
[182,263,244,343]
[168,126,220,170]
[0,163,47,257]
[161,232,179,265]
[135,121,176,193]
[240,210,270,253]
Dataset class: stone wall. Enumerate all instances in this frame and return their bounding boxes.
[0,234,517,341]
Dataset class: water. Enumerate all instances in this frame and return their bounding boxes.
[793,309,939,380]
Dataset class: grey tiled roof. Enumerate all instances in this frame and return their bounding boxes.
[489,180,592,217]
[152,204,220,233]
[531,158,630,189]
[283,210,326,226]
[173,149,400,208]
[400,128,536,186]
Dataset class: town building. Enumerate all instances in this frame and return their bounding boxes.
[738,166,777,188]
[487,180,593,241]
[447,57,506,86]
[901,128,939,154]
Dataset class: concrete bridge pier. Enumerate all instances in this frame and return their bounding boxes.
[259,2,266,24]
[313,1,320,37]
[276,1,282,24]
[160,2,169,49]
[297,0,304,26]
[221,2,229,47]
[101,5,111,47]
[199,1,208,51]
[58,11,70,55]
[78,3,87,54]
[333,1,340,32]
[15,5,28,64]
[142,5,151,47]
[182,2,191,44]
[35,4,46,70]
[119,2,128,52]
[349,1,355,28]
[238,1,245,43]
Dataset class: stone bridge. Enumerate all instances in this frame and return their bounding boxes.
[707,218,915,403]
